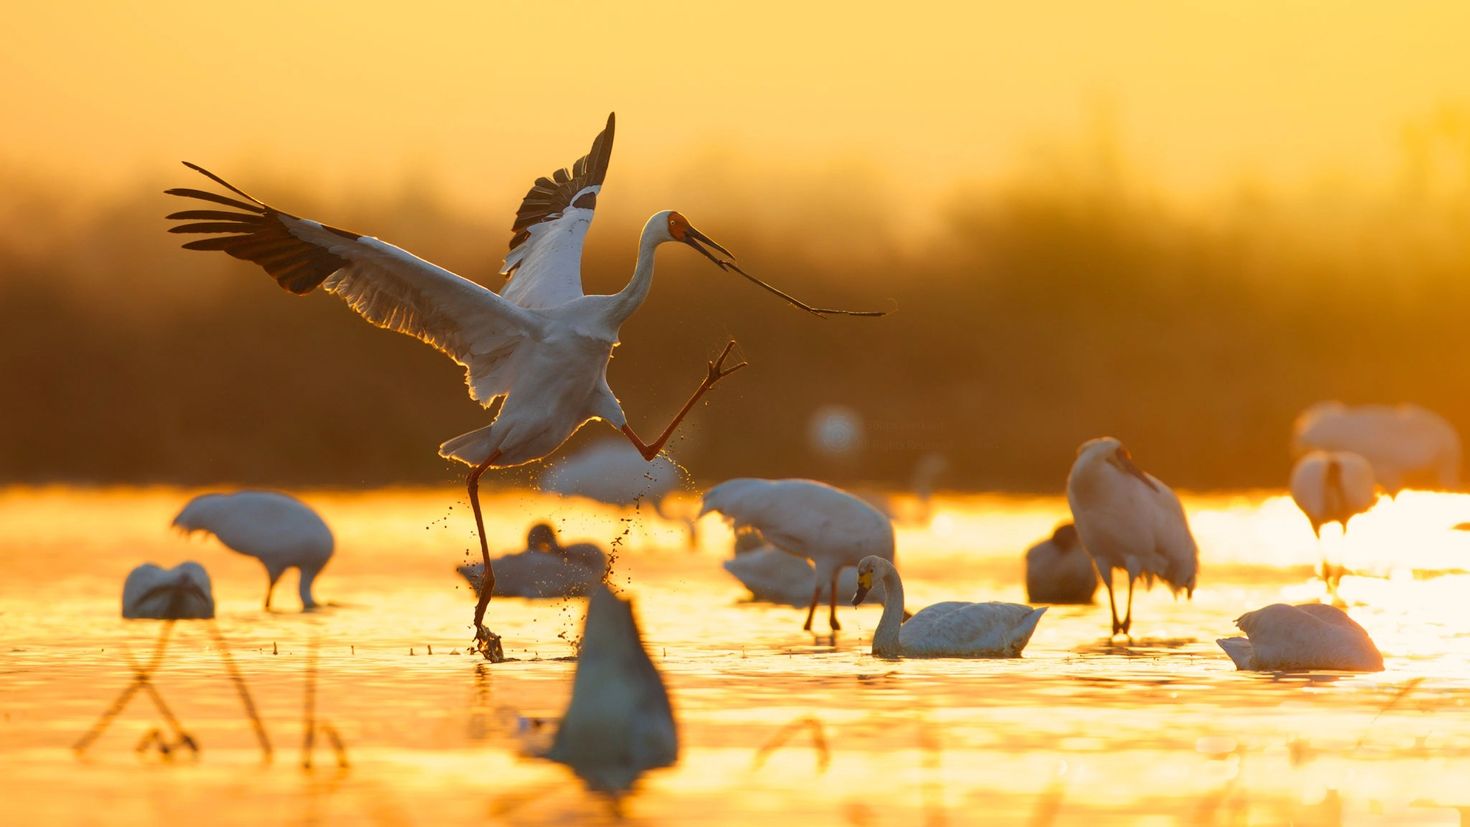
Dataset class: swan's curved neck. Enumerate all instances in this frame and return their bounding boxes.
[872,564,906,657]
[608,225,664,325]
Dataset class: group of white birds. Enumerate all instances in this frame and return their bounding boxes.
[134,114,1465,786]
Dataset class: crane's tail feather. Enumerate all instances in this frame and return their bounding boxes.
[439,425,498,467]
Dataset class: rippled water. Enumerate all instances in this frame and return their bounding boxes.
[3,486,1470,824]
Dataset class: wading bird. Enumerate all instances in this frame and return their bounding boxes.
[1289,450,1377,600]
[851,556,1045,658]
[1216,603,1383,672]
[165,114,882,660]
[173,491,333,611]
[700,478,895,634]
[1292,402,1460,495]
[1066,438,1198,638]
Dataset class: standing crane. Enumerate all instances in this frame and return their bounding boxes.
[165,113,882,660]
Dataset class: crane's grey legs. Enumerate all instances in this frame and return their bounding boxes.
[622,341,747,461]
[1122,576,1135,637]
[468,450,504,663]
[802,584,821,632]
[828,569,842,631]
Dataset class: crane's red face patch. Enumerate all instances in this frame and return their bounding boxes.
[667,212,689,241]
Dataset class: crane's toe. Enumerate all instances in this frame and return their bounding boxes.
[474,626,505,663]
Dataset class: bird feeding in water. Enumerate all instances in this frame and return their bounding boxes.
[1216,603,1383,672]
[165,114,885,661]
[1066,438,1198,639]
[122,562,215,620]
[851,556,1046,658]
[1289,450,1377,601]
[173,491,333,612]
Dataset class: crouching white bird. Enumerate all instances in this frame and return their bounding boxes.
[1217,603,1383,672]
[172,491,333,611]
[1066,438,1198,638]
[123,562,215,620]
[543,586,677,792]
[851,556,1045,658]
[701,478,895,633]
[166,113,882,660]
[1024,523,1097,605]
[457,523,606,599]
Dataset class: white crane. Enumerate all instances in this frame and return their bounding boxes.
[1289,450,1377,599]
[851,556,1045,658]
[165,114,882,660]
[172,491,333,611]
[1292,402,1460,494]
[700,478,895,634]
[1066,438,1198,638]
[538,439,695,543]
[122,562,215,620]
[1216,603,1383,672]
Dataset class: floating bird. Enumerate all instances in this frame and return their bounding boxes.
[1293,402,1460,494]
[539,439,695,544]
[851,556,1045,658]
[722,544,884,607]
[701,478,895,633]
[457,523,605,599]
[1217,603,1383,672]
[1066,438,1198,638]
[172,491,333,611]
[1290,450,1377,599]
[166,114,882,659]
[543,586,677,792]
[1024,523,1098,605]
[122,562,215,620]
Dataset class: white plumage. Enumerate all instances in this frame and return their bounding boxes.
[1066,437,1198,637]
[122,562,215,620]
[1290,450,1377,537]
[852,557,1045,658]
[544,586,677,792]
[539,440,694,541]
[172,491,333,610]
[456,523,605,599]
[1217,603,1383,672]
[1292,402,1460,494]
[1024,523,1098,605]
[722,544,884,607]
[700,478,895,633]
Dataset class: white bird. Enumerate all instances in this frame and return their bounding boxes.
[544,586,677,792]
[1293,402,1460,495]
[700,478,895,633]
[1217,603,1383,672]
[166,114,882,659]
[1290,450,1377,600]
[722,544,885,607]
[122,562,215,620]
[1066,437,1198,637]
[1024,523,1098,605]
[851,556,1045,658]
[457,523,606,599]
[172,491,333,611]
[539,439,695,543]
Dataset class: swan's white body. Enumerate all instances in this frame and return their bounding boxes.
[1024,523,1097,605]
[172,491,333,610]
[1292,402,1460,494]
[457,525,605,599]
[545,587,677,792]
[1217,603,1383,672]
[122,562,215,620]
[854,557,1045,658]
[700,478,895,632]
[1289,451,1377,537]
[1066,438,1198,636]
[722,545,884,606]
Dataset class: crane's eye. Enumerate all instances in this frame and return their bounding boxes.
[668,213,687,240]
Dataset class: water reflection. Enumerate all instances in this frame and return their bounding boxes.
[2,486,1469,823]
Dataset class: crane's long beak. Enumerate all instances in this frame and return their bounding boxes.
[681,225,888,319]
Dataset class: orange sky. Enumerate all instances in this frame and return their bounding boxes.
[4,2,1470,219]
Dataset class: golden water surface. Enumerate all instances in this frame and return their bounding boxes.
[3,486,1469,825]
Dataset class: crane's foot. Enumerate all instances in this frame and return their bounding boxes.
[473,625,505,663]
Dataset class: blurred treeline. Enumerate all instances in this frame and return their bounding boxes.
[5,118,1470,492]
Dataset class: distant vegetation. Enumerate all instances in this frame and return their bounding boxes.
[4,125,1470,491]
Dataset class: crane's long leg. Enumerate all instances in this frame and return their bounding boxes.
[468,451,504,663]
[802,584,821,632]
[1122,576,1135,638]
[622,341,747,461]
[827,568,842,632]
[1097,568,1121,637]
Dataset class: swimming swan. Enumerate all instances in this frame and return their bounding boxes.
[851,556,1045,658]
[1216,603,1383,672]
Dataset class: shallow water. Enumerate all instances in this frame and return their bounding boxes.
[3,485,1470,825]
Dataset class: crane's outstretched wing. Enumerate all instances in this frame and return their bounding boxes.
[165,164,545,407]
[498,113,615,310]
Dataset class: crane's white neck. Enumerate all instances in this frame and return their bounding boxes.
[872,561,907,658]
[608,223,667,325]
